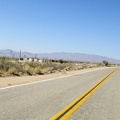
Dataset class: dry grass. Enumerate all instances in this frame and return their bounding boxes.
[0,57,98,77]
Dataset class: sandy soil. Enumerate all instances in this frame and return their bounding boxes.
[0,67,108,88]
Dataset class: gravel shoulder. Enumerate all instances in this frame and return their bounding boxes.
[0,67,111,88]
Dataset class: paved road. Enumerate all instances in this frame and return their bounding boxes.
[0,67,119,120]
[69,68,120,120]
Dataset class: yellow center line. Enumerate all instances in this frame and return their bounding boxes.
[50,70,116,120]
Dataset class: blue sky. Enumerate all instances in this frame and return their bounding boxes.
[0,0,120,59]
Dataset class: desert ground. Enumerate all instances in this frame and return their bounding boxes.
[0,67,108,88]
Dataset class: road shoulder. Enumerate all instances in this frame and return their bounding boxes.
[0,67,110,88]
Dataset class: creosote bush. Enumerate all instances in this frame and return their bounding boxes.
[0,57,99,77]
[0,57,14,71]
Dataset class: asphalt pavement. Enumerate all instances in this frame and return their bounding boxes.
[69,68,120,120]
[0,67,119,120]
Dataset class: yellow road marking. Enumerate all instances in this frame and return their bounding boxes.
[50,70,115,120]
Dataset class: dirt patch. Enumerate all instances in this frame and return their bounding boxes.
[0,67,108,88]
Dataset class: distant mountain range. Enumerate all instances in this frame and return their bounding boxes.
[0,49,120,64]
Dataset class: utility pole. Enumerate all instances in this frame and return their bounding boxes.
[19,50,21,59]
[35,54,37,59]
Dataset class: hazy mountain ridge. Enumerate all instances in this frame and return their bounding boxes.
[0,49,120,64]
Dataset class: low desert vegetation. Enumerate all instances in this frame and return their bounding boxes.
[0,57,102,77]
[102,60,111,67]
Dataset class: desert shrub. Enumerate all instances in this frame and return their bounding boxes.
[43,62,55,68]
[103,60,109,66]
[59,59,64,64]
[0,57,15,71]
[27,68,35,76]
[23,64,30,71]
[34,66,43,74]
[28,62,43,68]
[59,64,66,70]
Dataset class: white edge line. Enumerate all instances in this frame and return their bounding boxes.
[0,67,114,91]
